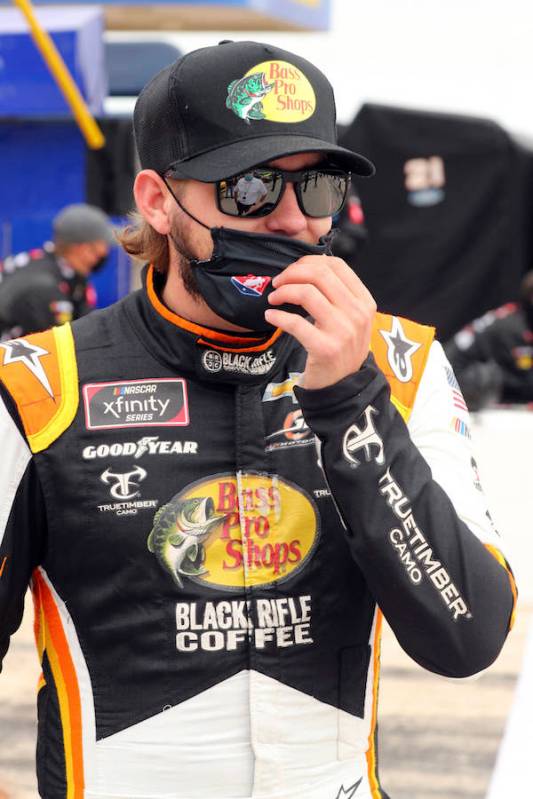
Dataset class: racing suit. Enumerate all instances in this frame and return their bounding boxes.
[445,303,533,407]
[0,244,95,340]
[0,265,516,799]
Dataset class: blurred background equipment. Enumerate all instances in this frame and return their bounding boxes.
[444,270,533,409]
[339,103,533,341]
[105,40,183,96]
[85,0,330,32]
[0,6,132,306]
[1,0,331,31]
[85,40,184,217]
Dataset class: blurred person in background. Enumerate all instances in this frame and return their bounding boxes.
[0,40,517,799]
[445,271,533,410]
[0,203,115,340]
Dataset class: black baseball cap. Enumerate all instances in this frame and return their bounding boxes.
[134,40,375,182]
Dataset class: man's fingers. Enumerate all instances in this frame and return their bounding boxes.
[264,309,325,352]
[272,256,376,316]
[267,255,377,388]
[268,283,336,327]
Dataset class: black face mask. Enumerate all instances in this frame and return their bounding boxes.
[91,255,108,274]
[189,227,333,332]
[166,181,333,333]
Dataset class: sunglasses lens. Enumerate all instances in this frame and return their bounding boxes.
[217,170,283,218]
[299,171,349,217]
[216,169,350,218]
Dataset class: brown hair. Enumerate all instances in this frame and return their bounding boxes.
[117,211,170,275]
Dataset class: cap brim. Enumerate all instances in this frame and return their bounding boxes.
[165,135,375,181]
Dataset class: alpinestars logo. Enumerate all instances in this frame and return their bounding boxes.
[0,339,53,396]
[101,466,147,500]
[230,274,271,297]
[343,406,384,468]
[335,778,362,798]
[380,317,421,383]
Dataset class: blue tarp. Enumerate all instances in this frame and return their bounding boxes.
[0,7,107,116]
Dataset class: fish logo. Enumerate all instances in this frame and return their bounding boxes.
[230,274,271,297]
[147,496,226,589]
[150,474,319,591]
[226,72,274,124]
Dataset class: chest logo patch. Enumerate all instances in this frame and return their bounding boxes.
[147,473,319,591]
[343,405,385,468]
[379,317,421,383]
[83,378,189,430]
[0,338,53,396]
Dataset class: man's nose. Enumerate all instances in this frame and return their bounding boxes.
[264,182,308,237]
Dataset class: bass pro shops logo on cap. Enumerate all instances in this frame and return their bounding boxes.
[226,61,316,124]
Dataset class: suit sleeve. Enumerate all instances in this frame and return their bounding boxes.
[294,343,516,678]
[0,390,46,671]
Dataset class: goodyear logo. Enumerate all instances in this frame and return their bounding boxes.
[148,473,319,591]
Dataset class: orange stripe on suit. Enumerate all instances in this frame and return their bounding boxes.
[485,544,518,629]
[33,569,84,798]
[365,610,383,798]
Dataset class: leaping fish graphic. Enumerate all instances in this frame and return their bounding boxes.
[147,496,226,589]
[226,72,274,124]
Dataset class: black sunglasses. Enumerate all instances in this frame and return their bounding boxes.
[215,166,351,219]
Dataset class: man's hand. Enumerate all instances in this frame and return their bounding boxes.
[264,256,376,390]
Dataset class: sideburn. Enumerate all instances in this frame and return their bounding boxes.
[169,228,202,300]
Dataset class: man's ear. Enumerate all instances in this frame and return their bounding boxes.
[134,170,172,235]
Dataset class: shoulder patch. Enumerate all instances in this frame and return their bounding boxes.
[0,324,79,452]
[371,313,434,422]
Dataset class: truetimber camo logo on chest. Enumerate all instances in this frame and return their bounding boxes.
[226,61,316,124]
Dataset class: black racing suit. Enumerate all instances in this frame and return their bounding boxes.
[0,245,95,340]
[445,303,533,408]
[0,266,516,799]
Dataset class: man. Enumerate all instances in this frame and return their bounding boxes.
[0,41,516,799]
[445,271,533,409]
[233,171,268,214]
[0,203,114,339]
